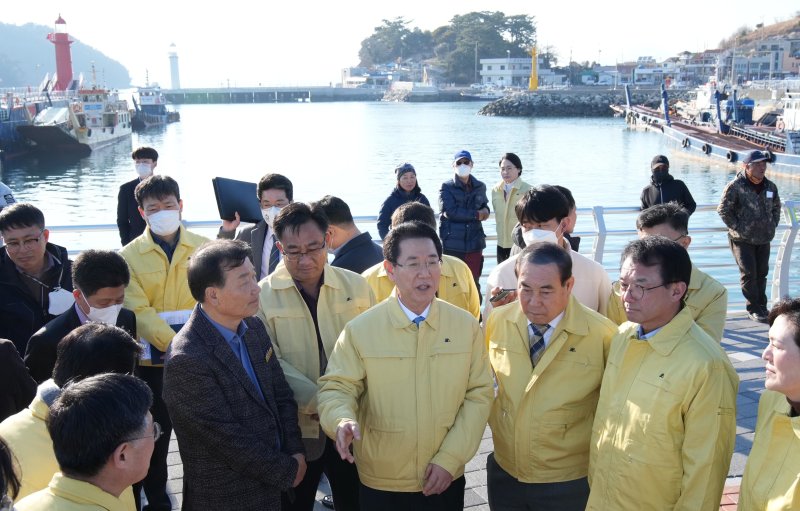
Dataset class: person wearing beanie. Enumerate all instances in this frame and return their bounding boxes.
[376,163,430,240]
[639,155,696,215]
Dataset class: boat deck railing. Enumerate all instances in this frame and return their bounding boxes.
[43,201,800,314]
[727,124,786,151]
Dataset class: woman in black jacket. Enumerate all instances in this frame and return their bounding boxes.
[377,163,430,240]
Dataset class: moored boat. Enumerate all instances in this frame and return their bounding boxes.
[611,84,800,177]
[131,84,180,130]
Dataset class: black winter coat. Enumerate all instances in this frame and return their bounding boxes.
[640,174,697,214]
[377,186,430,240]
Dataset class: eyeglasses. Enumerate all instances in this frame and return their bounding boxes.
[282,240,326,261]
[455,159,471,166]
[3,228,45,252]
[612,280,672,300]
[394,258,442,273]
[126,421,163,442]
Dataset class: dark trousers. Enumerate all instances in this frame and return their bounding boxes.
[136,365,173,511]
[729,239,771,313]
[486,453,588,511]
[281,437,360,511]
[445,249,484,300]
[497,246,512,264]
[359,476,466,511]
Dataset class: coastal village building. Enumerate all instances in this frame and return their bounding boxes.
[479,57,567,87]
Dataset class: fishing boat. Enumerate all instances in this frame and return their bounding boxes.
[0,89,71,159]
[131,83,180,130]
[611,84,800,177]
[17,86,132,153]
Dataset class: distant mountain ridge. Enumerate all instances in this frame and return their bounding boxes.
[0,22,131,89]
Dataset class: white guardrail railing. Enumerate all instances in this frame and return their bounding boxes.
[44,201,800,314]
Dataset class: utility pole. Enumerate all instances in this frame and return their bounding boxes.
[474,42,478,84]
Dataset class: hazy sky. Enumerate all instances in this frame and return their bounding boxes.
[3,1,795,88]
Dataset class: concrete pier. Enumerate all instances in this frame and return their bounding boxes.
[161,314,767,510]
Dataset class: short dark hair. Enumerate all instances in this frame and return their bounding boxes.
[553,185,576,210]
[273,202,328,242]
[48,373,153,478]
[515,242,573,284]
[515,186,569,224]
[134,175,180,208]
[131,146,158,161]
[257,173,294,201]
[188,239,250,303]
[72,250,130,297]
[383,221,442,264]
[636,202,689,235]
[0,437,20,501]
[499,153,523,174]
[391,202,436,229]
[620,236,691,294]
[314,196,354,227]
[53,323,142,387]
[0,203,45,233]
[768,297,800,349]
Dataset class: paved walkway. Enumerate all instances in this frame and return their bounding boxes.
[163,315,768,510]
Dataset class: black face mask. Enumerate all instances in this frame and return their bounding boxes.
[652,170,668,184]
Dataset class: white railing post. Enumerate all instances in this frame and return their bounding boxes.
[772,200,800,303]
[592,205,606,264]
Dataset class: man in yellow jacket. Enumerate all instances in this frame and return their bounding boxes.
[119,175,208,511]
[485,242,616,510]
[256,202,375,511]
[588,236,738,511]
[15,373,156,511]
[606,203,728,342]
[318,221,493,511]
[362,202,480,319]
[1,324,141,509]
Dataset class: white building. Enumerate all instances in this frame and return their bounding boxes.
[479,57,533,87]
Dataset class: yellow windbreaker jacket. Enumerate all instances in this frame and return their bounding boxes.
[491,178,532,249]
[486,296,615,483]
[257,264,375,438]
[607,264,728,342]
[588,307,738,511]
[361,255,480,319]
[318,296,493,492]
[15,474,129,511]
[120,225,208,365]
[739,390,800,510]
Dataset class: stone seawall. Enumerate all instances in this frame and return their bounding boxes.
[479,89,692,117]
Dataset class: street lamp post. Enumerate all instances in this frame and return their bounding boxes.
[507,50,511,86]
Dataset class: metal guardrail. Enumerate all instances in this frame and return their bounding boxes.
[43,201,800,310]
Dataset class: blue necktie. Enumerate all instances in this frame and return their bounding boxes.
[412,316,425,328]
[268,234,280,275]
[529,323,550,366]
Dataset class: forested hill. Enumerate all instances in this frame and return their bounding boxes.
[0,22,131,89]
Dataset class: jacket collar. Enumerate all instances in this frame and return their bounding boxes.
[687,264,701,291]
[47,473,128,510]
[624,306,695,356]
[506,295,587,349]
[269,263,342,292]
[137,224,190,255]
[386,293,440,332]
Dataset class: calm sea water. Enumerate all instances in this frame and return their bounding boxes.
[2,100,799,292]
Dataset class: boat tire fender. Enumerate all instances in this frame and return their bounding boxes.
[702,143,711,155]
[764,150,774,163]
[726,151,737,163]
[682,138,690,148]
[87,129,92,137]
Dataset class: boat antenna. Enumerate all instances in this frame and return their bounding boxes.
[91,61,97,89]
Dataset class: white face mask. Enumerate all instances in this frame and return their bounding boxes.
[48,287,75,315]
[456,164,471,178]
[522,228,558,247]
[135,162,152,178]
[87,302,123,324]
[147,210,181,236]
[261,206,282,230]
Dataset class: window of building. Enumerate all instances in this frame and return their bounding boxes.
[487,65,493,70]
[500,65,505,70]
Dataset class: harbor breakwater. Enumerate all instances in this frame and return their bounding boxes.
[479,89,692,117]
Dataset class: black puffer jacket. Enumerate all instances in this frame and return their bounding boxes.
[377,186,430,240]
[640,173,697,214]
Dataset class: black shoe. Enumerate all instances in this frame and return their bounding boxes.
[748,311,768,323]
[321,494,334,509]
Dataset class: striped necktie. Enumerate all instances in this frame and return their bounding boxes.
[529,323,550,366]
[268,234,280,275]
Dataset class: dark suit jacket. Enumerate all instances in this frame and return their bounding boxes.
[117,178,147,246]
[331,231,384,275]
[0,339,36,422]
[24,306,137,384]
[163,307,304,511]
[218,221,272,278]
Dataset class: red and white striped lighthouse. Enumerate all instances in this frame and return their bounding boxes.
[47,15,74,91]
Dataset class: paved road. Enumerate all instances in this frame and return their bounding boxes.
[161,314,768,510]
